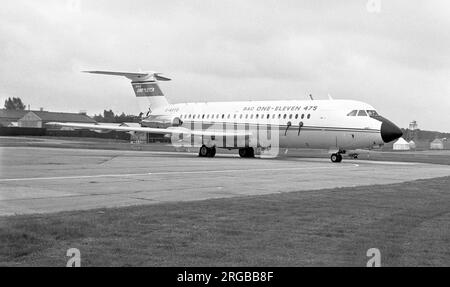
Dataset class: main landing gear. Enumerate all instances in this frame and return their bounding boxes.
[199,145,216,158]
[330,153,343,163]
[239,147,255,158]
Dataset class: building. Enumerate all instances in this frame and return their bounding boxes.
[406,120,418,141]
[0,109,29,127]
[393,138,410,150]
[120,122,146,143]
[1,109,96,129]
[430,139,444,150]
[408,140,416,150]
[0,119,15,127]
[18,111,96,128]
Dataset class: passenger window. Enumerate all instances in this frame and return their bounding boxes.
[347,110,358,116]
[295,114,298,119]
[307,114,311,119]
[240,114,243,119]
[301,114,304,119]
[267,114,270,119]
[283,114,287,119]
[278,114,281,119]
[250,114,254,119]
[272,114,275,119]
[256,114,259,119]
[289,114,293,119]
[357,110,367,116]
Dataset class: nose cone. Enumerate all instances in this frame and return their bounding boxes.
[380,119,403,143]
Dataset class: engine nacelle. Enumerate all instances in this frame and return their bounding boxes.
[141,115,183,128]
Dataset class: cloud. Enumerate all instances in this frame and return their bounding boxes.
[0,0,449,131]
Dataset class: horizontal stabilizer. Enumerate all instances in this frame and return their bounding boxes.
[83,69,171,109]
[83,71,171,82]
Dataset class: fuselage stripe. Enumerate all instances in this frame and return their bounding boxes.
[180,120,380,134]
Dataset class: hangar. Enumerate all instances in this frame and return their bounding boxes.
[18,110,96,129]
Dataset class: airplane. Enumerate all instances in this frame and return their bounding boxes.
[49,70,403,162]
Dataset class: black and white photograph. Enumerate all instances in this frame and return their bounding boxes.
[0,0,449,273]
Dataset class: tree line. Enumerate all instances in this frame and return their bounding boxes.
[3,97,140,123]
[4,97,25,110]
[93,110,141,123]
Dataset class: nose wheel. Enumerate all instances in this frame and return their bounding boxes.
[330,153,343,163]
[199,145,216,158]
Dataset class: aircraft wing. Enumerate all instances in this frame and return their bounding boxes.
[46,122,251,137]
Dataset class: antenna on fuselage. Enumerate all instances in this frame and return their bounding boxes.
[309,94,314,100]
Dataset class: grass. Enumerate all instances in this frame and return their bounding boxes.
[1,176,449,266]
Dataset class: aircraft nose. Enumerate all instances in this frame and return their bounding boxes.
[380,119,403,143]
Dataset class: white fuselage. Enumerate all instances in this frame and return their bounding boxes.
[148,99,386,151]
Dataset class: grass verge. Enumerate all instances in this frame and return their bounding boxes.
[1,176,449,266]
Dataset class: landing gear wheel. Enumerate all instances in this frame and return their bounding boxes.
[208,147,216,158]
[239,148,246,158]
[199,145,216,158]
[248,147,255,158]
[239,147,255,158]
[331,153,343,163]
[199,145,209,157]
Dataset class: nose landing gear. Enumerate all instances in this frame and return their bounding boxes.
[330,153,343,163]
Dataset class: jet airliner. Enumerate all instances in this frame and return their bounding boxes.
[50,71,403,162]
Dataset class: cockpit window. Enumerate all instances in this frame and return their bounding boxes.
[347,110,357,116]
[366,110,379,117]
[357,110,367,116]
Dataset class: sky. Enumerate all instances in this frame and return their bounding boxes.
[0,0,449,131]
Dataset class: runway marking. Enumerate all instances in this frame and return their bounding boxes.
[0,164,359,182]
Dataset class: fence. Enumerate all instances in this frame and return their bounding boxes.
[0,127,46,136]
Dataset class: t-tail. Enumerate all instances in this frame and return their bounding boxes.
[83,70,171,112]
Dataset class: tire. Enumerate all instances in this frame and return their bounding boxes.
[239,148,247,158]
[199,145,209,157]
[247,147,255,158]
[239,147,255,158]
[208,147,216,157]
[331,153,342,163]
